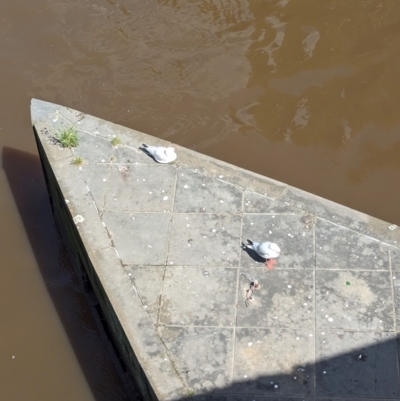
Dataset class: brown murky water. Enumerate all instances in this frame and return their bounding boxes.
[1,0,400,399]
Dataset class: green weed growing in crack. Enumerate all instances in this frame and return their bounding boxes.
[71,157,83,166]
[56,127,79,148]
[111,137,121,146]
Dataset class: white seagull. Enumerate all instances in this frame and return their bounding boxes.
[245,239,281,259]
[141,144,177,163]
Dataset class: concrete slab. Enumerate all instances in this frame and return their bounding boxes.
[243,191,303,215]
[175,150,288,202]
[32,99,400,401]
[392,247,400,271]
[174,169,242,214]
[80,164,111,211]
[232,328,315,396]
[393,279,400,331]
[167,214,241,266]
[55,107,124,140]
[113,145,153,164]
[90,247,188,400]
[33,121,73,162]
[158,326,234,394]
[126,266,165,325]
[102,212,171,265]
[236,268,314,329]
[315,330,399,398]
[31,98,61,121]
[160,266,237,326]
[241,215,314,268]
[315,219,389,270]
[38,109,78,136]
[315,270,394,331]
[281,186,400,247]
[42,105,85,127]
[72,131,114,164]
[52,158,112,252]
[105,164,176,213]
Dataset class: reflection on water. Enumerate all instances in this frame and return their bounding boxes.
[0,0,400,399]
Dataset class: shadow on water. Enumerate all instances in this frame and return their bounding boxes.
[3,146,400,401]
[2,146,131,401]
[177,333,400,401]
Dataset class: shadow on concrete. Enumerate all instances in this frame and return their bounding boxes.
[2,146,132,401]
[177,333,400,400]
[241,242,266,264]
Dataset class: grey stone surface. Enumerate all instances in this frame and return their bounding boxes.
[45,105,85,128]
[90,247,167,359]
[52,158,112,252]
[140,351,188,401]
[315,270,394,330]
[125,266,165,325]
[232,328,315,396]
[113,145,152,164]
[90,247,188,400]
[34,121,73,162]
[102,212,171,265]
[158,326,234,394]
[32,100,400,401]
[167,213,241,266]
[392,277,400,330]
[41,111,81,139]
[241,215,314,268]
[315,219,389,270]
[281,186,400,246]
[315,330,399,398]
[80,163,111,211]
[72,131,114,164]
[392,247,400,271]
[105,164,176,212]
[176,149,288,201]
[31,98,60,122]
[236,268,314,329]
[160,266,237,326]
[174,169,242,213]
[243,191,303,215]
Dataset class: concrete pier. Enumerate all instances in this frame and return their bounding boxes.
[32,99,400,401]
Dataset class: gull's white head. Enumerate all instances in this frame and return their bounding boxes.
[163,147,177,162]
[266,243,281,258]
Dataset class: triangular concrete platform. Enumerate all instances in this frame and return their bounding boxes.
[32,99,400,401]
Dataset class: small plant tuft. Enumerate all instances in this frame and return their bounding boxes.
[111,137,121,146]
[71,157,83,166]
[57,127,79,148]
[188,390,195,397]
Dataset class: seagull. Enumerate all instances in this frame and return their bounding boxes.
[141,144,177,163]
[245,239,281,258]
[244,239,281,269]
